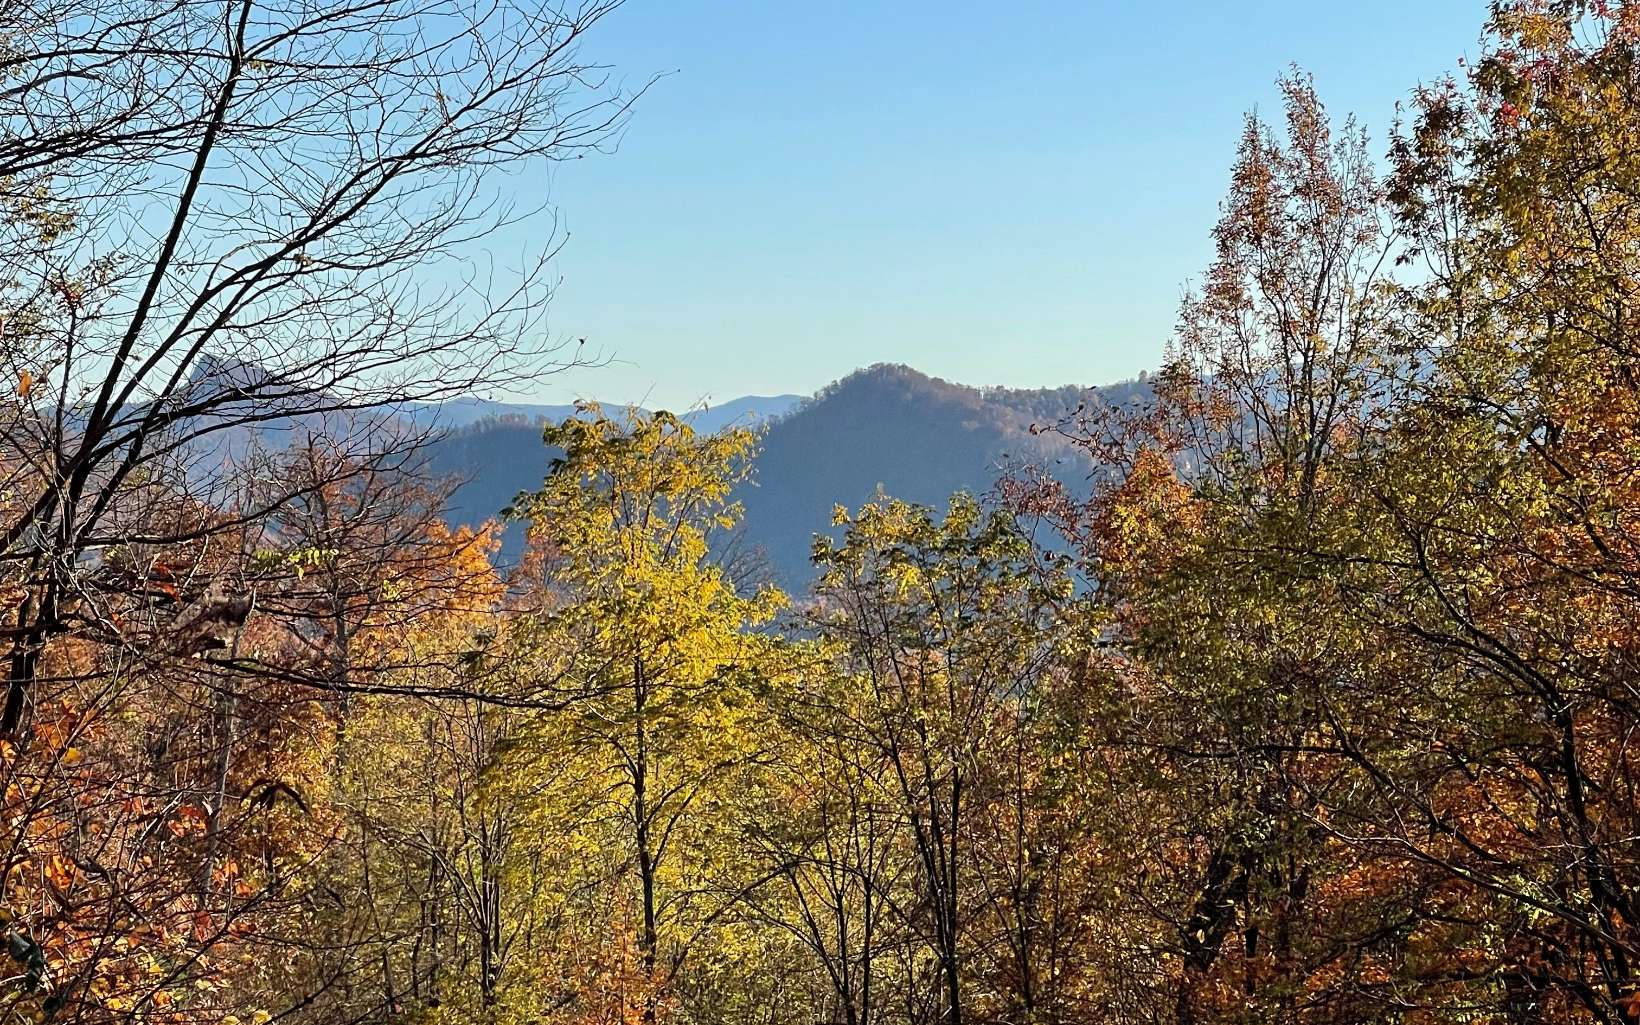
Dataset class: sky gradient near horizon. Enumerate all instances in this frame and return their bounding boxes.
[502,1,1485,408]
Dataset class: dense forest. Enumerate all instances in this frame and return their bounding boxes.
[4,1,1640,1023]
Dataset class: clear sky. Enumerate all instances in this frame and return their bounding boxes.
[507,1,1485,408]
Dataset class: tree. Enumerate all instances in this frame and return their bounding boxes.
[810,494,1069,1025]
[1022,10,1640,1021]
[734,652,913,1025]
[506,406,790,1024]
[0,0,636,734]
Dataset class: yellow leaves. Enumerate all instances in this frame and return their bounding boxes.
[1094,447,1201,573]
[16,370,30,398]
[885,560,924,600]
[520,409,787,651]
[43,854,74,889]
[1501,8,1568,53]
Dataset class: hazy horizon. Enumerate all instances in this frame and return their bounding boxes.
[498,1,1481,409]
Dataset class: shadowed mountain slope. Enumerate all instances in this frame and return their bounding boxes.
[429,364,1145,586]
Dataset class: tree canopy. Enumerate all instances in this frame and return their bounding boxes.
[9,2,1640,1024]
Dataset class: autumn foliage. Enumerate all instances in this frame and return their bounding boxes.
[10,2,1640,1024]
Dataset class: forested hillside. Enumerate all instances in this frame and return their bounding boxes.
[5,3,1640,1025]
[425,393,802,561]
[432,365,1142,583]
[742,364,1146,583]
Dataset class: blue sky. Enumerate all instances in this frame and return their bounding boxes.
[508,1,1484,408]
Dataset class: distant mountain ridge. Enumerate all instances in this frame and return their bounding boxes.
[399,393,804,433]
[430,364,1148,586]
[738,364,1144,584]
[57,359,1139,587]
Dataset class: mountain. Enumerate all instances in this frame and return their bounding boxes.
[423,393,804,537]
[400,397,582,429]
[400,393,802,431]
[429,365,1147,587]
[738,365,1141,584]
[685,394,804,434]
[69,357,1136,588]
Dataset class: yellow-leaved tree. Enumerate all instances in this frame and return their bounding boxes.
[504,406,790,1024]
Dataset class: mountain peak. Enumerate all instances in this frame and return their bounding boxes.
[429,365,1147,585]
[187,354,278,392]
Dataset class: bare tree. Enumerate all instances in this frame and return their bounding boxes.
[0,0,638,732]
